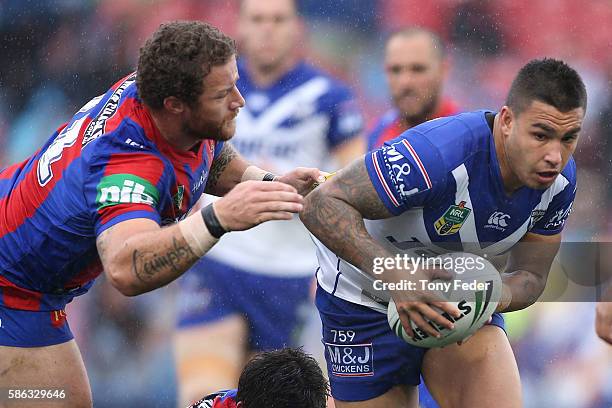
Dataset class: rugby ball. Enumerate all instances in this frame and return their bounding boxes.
[387,252,502,348]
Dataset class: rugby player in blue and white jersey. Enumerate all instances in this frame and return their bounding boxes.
[301,58,587,407]
[173,0,364,403]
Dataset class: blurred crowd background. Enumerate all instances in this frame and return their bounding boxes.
[0,0,610,407]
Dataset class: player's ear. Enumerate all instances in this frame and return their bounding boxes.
[499,106,514,137]
[163,96,186,115]
[236,402,243,408]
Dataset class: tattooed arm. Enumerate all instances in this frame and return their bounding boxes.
[300,157,394,273]
[497,232,561,312]
[97,219,199,296]
[300,156,460,338]
[204,143,323,197]
[97,180,304,296]
[204,143,247,196]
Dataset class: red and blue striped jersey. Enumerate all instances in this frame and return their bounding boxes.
[189,389,238,408]
[0,73,224,311]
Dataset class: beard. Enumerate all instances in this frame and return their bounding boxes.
[396,94,438,127]
[182,115,237,143]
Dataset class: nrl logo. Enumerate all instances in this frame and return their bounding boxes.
[434,201,471,236]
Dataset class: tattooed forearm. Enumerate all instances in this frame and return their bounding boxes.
[300,158,393,275]
[205,143,238,194]
[131,237,198,289]
[501,269,547,311]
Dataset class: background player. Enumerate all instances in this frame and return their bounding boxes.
[173,0,364,403]
[367,27,458,151]
[0,21,323,408]
[188,348,328,408]
[300,58,586,407]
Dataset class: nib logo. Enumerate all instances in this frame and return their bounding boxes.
[96,174,160,209]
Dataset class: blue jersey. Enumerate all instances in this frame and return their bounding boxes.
[314,111,576,310]
[0,74,223,311]
[204,60,364,277]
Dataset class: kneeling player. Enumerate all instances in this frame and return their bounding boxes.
[300,58,586,407]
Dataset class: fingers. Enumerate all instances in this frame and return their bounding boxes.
[253,211,295,223]
[397,309,415,339]
[431,300,461,319]
[241,180,298,193]
[252,200,303,213]
[418,303,455,331]
[249,191,304,205]
[408,309,442,338]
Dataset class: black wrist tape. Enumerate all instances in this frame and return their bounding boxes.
[201,204,227,239]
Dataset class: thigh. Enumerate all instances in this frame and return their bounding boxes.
[0,340,91,408]
[422,325,521,408]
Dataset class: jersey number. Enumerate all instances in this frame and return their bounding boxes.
[37,116,86,186]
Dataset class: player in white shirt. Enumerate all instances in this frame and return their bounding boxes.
[173,0,364,404]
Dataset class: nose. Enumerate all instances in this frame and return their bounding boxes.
[544,141,563,168]
[230,87,245,110]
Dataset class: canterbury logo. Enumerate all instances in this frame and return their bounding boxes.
[487,211,510,228]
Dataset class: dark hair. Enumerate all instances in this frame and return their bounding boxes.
[236,348,329,408]
[506,58,587,116]
[137,21,236,109]
[387,26,446,60]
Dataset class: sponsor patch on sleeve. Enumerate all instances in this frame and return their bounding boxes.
[96,173,159,210]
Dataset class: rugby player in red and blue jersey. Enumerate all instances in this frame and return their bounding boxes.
[366,28,459,152]
[0,21,323,407]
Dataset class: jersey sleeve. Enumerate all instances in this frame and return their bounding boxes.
[84,143,169,237]
[364,130,447,215]
[322,83,364,148]
[530,161,577,236]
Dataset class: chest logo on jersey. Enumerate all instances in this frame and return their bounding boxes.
[485,211,511,231]
[173,185,185,210]
[434,201,471,236]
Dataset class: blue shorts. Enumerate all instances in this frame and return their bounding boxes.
[176,257,313,351]
[316,286,505,402]
[0,305,73,347]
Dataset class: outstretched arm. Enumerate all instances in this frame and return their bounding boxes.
[205,143,323,197]
[98,180,303,296]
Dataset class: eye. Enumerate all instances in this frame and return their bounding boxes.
[562,135,577,143]
[387,65,402,75]
[532,133,546,141]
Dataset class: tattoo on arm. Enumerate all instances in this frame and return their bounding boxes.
[131,237,197,285]
[205,143,238,194]
[301,158,393,273]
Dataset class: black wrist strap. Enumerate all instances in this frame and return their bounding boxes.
[262,173,276,181]
[201,204,227,239]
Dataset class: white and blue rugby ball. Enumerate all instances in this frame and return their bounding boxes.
[387,252,502,348]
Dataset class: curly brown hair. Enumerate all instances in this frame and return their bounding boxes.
[137,21,236,110]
